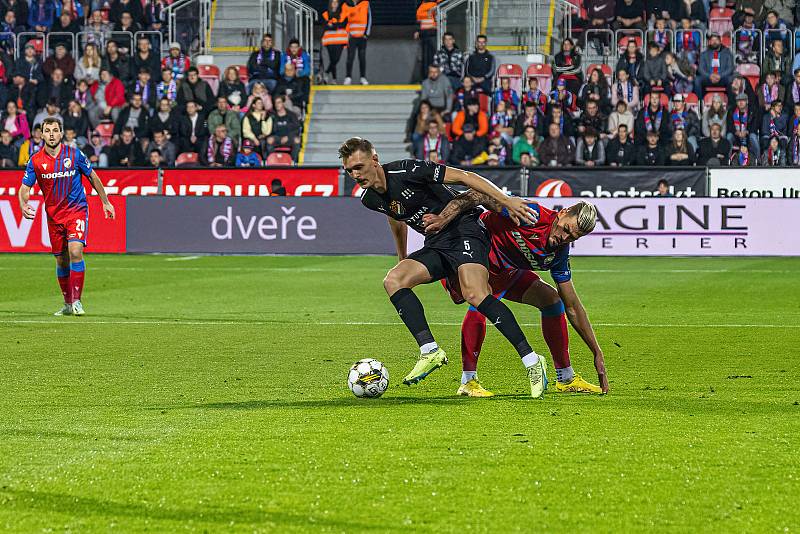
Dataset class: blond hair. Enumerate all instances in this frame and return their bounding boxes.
[568,201,597,235]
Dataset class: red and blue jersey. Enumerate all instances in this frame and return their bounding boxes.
[481,203,571,283]
[22,145,92,221]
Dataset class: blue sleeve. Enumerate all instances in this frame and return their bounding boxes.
[300,52,311,77]
[549,246,572,283]
[279,54,287,76]
[22,159,36,187]
[76,148,93,176]
[500,202,540,226]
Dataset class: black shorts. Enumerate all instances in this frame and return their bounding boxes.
[408,213,490,282]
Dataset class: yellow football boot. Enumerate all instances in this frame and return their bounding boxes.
[556,374,602,393]
[457,379,495,397]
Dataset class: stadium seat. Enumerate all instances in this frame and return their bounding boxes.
[478,93,490,113]
[586,63,612,85]
[230,64,248,84]
[708,8,734,37]
[703,91,728,108]
[684,92,700,114]
[616,33,643,55]
[30,37,44,56]
[526,63,552,95]
[496,63,523,94]
[736,63,761,91]
[175,152,200,167]
[643,92,669,109]
[197,64,220,94]
[95,122,114,144]
[266,152,294,166]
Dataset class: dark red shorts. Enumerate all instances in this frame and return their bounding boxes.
[442,263,542,304]
[48,209,88,255]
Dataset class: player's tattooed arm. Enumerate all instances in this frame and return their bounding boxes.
[422,190,499,234]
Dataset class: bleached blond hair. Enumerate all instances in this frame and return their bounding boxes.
[568,201,597,235]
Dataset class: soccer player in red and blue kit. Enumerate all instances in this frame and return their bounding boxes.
[17,117,115,316]
[424,191,609,396]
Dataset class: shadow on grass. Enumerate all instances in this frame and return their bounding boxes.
[160,393,533,411]
[0,488,381,531]
[2,427,144,442]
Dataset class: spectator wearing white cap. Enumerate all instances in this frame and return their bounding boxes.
[162,41,190,80]
[669,93,701,150]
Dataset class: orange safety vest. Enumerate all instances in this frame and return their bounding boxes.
[322,11,349,46]
[344,1,370,38]
[416,1,438,31]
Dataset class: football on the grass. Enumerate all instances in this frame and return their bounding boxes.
[348,359,389,398]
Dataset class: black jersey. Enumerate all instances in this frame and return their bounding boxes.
[360,159,480,235]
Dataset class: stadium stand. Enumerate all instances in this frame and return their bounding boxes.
[400,0,800,167]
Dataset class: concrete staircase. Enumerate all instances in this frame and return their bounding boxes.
[301,87,419,165]
[208,0,260,71]
[484,0,536,51]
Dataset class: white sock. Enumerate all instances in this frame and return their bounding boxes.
[420,342,439,355]
[556,366,574,383]
[521,352,540,368]
[462,371,477,384]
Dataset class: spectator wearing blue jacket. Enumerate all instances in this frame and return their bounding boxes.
[28,0,55,32]
[280,38,311,79]
[235,139,263,167]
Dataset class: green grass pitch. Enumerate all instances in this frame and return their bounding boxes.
[0,253,798,533]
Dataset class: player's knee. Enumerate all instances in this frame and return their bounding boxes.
[462,287,489,307]
[383,270,404,295]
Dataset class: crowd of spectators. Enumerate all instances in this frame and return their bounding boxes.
[0,0,310,168]
[410,3,800,168]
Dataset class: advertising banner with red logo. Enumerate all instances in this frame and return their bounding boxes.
[162,168,341,196]
[526,167,708,198]
[408,198,798,256]
[0,195,127,252]
[0,169,158,197]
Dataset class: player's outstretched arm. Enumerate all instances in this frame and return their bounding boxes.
[557,279,609,393]
[442,166,536,225]
[86,170,115,219]
[18,184,35,220]
[422,190,499,234]
[387,217,408,262]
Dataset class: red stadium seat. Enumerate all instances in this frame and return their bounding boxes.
[266,152,294,166]
[643,92,669,109]
[684,92,700,114]
[175,152,199,167]
[230,64,248,84]
[495,63,523,95]
[586,63,612,85]
[709,8,734,37]
[737,63,761,91]
[478,93,489,113]
[526,63,552,95]
[197,64,220,94]
[617,34,643,55]
[30,38,44,56]
[703,91,728,109]
[94,122,114,143]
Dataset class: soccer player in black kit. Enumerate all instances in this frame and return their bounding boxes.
[339,137,549,398]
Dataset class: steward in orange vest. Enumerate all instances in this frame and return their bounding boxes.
[321,0,348,83]
[342,0,371,84]
[416,0,440,80]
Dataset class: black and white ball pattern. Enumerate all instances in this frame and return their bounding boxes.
[347,358,389,398]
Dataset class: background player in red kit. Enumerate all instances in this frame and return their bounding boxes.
[17,117,115,316]
[424,191,609,396]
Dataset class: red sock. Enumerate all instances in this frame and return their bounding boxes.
[461,308,486,372]
[541,310,570,369]
[57,269,70,303]
[70,261,85,302]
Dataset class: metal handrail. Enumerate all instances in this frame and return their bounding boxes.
[0,32,16,59]
[45,32,77,54]
[274,0,317,66]
[436,0,480,52]
[166,0,212,56]
[533,0,576,55]
[16,32,45,59]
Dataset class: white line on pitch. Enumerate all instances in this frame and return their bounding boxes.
[164,256,201,262]
[0,319,797,328]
